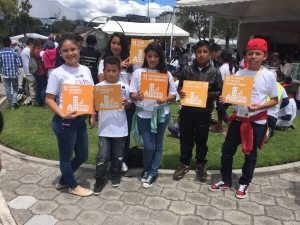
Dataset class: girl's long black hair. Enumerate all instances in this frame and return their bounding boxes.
[219,49,234,74]
[142,42,167,73]
[103,32,132,72]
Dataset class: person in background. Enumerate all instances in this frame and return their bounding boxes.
[45,35,94,197]
[75,35,84,50]
[80,35,101,84]
[275,85,297,130]
[31,39,47,106]
[280,56,293,77]
[43,40,57,77]
[0,37,23,109]
[21,37,38,106]
[210,43,222,68]
[211,50,235,133]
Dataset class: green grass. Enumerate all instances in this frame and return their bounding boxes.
[0,104,300,170]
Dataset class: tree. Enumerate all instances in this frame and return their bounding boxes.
[15,0,37,34]
[177,8,209,40]
[0,0,18,38]
[212,17,239,49]
[52,16,75,34]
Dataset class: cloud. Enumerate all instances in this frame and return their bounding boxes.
[56,0,173,21]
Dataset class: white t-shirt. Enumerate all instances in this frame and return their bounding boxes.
[97,81,129,137]
[130,68,177,119]
[174,79,180,101]
[234,67,278,124]
[219,63,235,80]
[276,98,297,127]
[98,59,132,85]
[267,83,288,119]
[170,59,179,68]
[46,64,94,109]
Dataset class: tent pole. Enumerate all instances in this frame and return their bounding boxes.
[169,7,176,60]
[209,16,213,39]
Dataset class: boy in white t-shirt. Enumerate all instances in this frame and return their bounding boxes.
[209,38,278,199]
[276,85,297,130]
[93,56,130,195]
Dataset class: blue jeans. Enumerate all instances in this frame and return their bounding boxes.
[95,136,125,180]
[35,75,47,106]
[52,115,89,189]
[3,77,18,108]
[137,113,170,177]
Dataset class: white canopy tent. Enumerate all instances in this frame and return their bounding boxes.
[175,0,300,23]
[10,33,48,44]
[100,21,189,38]
[176,0,300,56]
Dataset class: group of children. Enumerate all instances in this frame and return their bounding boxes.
[46,33,295,199]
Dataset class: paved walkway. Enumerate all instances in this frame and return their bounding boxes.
[0,147,300,225]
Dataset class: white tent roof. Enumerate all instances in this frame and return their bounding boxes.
[175,0,300,23]
[100,21,190,37]
[10,33,48,43]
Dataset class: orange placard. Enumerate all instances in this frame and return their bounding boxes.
[222,75,255,106]
[129,39,152,64]
[93,84,122,111]
[140,72,169,100]
[181,80,209,108]
[62,84,94,115]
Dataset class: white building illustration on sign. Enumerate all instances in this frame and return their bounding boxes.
[144,83,163,99]
[185,91,202,105]
[225,86,247,103]
[132,49,144,63]
[67,96,89,112]
[100,95,119,109]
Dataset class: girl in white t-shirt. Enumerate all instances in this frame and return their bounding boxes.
[98,32,134,173]
[130,42,176,188]
[45,36,94,197]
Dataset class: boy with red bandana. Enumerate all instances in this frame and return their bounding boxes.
[209,38,278,199]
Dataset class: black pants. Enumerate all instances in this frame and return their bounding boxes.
[179,108,211,166]
[221,120,265,186]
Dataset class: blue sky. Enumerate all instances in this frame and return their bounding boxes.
[131,0,175,7]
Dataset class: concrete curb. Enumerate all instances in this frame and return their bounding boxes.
[1,143,300,180]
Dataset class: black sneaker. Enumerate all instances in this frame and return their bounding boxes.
[195,164,207,182]
[93,180,106,195]
[142,174,158,188]
[111,175,121,188]
[140,171,149,183]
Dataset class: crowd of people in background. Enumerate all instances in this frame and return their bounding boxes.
[0,32,299,199]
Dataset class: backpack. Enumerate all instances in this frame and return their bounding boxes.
[29,57,37,75]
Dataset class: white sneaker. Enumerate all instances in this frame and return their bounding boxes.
[121,162,128,172]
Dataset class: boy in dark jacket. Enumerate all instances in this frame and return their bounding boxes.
[173,40,223,181]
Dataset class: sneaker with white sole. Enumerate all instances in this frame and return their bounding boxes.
[142,174,158,188]
[121,162,128,173]
[235,184,248,199]
[209,180,230,192]
[140,171,148,183]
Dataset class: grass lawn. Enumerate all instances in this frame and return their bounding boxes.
[0,104,299,170]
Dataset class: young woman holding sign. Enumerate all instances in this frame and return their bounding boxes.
[130,42,176,188]
[45,35,95,197]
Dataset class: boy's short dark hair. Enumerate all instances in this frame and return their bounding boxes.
[284,76,293,85]
[103,56,121,69]
[210,43,221,52]
[276,72,285,82]
[26,37,35,46]
[284,85,296,96]
[86,35,97,46]
[2,37,12,47]
[194,40,211,53]
[74,35,84,42]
